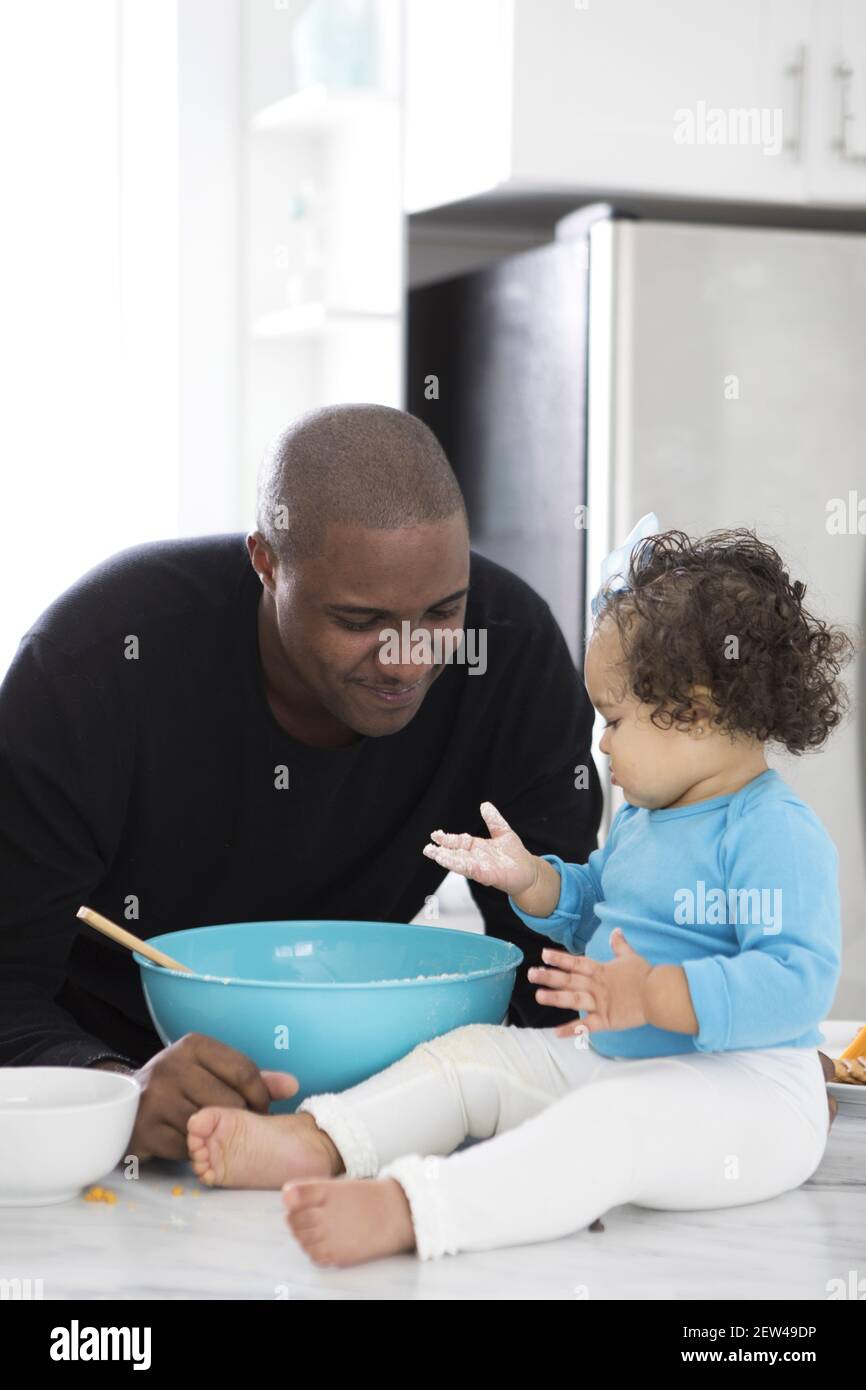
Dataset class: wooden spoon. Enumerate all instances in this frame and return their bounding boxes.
[76,906,193,973]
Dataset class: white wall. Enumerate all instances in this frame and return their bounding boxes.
[178,0,243,537]
[0,0,181,674]
[0,0,248,676]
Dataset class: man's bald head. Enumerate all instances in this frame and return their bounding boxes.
[255,403,467,564]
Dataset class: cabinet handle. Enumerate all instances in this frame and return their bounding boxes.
[784,45,806,159]
[833,61,866,162]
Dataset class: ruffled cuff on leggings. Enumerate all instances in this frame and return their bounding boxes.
[378,1154,459,1261]
[296,1093,379,1179]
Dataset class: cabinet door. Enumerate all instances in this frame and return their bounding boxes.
[806,0,866,205]
[509,0,809,202]
[403,0,513,212]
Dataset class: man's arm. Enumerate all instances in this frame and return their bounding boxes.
[467,603,604,1027]
[0,634,131,1066]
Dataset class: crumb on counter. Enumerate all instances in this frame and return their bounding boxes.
[83,1186,118,1204]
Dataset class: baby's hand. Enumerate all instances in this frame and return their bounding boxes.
[422,801,538,897]
[529,929,654,1037]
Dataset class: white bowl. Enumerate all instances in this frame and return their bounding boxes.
[820,1020,866,1114]
[0,1067,141,1205]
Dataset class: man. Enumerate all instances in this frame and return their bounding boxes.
[0,403,602,1159]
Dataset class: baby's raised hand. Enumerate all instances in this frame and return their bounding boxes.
[422,802,538,897]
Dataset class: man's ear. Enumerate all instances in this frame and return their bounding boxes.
[247,531,278,591]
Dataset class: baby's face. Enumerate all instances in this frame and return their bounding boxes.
[584,617,719,810]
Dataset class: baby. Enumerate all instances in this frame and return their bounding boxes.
[186,526,855,1266]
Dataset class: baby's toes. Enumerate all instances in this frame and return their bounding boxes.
[187,1106,222,1142]
[297,1232,334,1266]
[282,1178,328,1211]
[306,1241,336,1267]
[186,1108,230,1183]
[188,1146,216,1183]
[186,1128,208,1167]
[187,1138,210,1170]
[286,1210,333,1263]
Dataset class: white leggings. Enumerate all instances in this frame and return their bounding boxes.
[297,1024,831,1261]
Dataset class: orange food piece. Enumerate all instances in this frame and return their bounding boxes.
[840,1023,866,1061]
[83,1185,117,1204]
[171,1185,184,1197]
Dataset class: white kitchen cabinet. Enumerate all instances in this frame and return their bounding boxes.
[509,0,811,203]
[404,0,866,211]
[805,0,866,203]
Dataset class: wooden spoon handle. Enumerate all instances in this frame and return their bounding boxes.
[76,906,193,973]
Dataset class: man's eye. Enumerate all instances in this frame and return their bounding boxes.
[335,618,379,632]
[335,607,462,634]
[604,719,620,729]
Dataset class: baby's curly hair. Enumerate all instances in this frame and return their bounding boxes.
[593,528,858,754]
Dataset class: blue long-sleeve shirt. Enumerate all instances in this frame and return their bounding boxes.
[508,768,841,1058]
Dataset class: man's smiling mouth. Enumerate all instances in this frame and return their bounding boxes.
[353,676,427,706]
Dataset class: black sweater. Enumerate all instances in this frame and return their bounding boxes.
[0,534,602,1068]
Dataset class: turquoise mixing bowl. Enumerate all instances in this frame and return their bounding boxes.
[134,920,522,1111]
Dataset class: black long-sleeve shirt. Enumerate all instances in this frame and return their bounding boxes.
[0,534,603,1069]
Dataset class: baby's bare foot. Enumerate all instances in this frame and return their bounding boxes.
[282,1177,416,1266]
[187,1108,343,1189]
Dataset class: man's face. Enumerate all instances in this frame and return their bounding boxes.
[262,516,471,737]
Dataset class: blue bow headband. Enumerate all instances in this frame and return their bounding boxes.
[590,512,661,622]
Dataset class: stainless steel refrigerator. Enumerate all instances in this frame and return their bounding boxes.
[407,206,866,1015]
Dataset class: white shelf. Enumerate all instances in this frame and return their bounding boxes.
[251,85,398,134]
[251,304,398,340]
[241,2,404,506]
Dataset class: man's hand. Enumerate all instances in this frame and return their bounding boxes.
[528,929,653,1036]
[93,1033,299,1161]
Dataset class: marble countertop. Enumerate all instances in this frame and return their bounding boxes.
[2,1108,864,1300]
